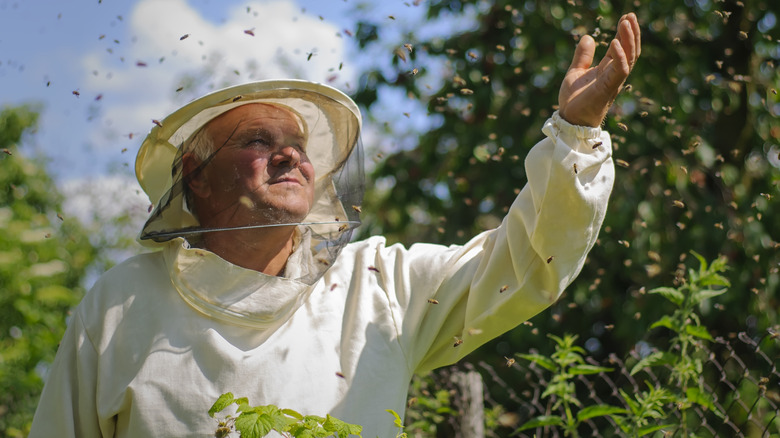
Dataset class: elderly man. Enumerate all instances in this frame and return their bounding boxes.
[30,13,640,438]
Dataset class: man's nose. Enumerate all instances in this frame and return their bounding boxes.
[270,145,301,168]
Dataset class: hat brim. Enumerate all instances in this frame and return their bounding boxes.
[135,79,363,246]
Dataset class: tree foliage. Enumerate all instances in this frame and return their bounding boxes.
[0,105,98,436]
[353,0,779,357]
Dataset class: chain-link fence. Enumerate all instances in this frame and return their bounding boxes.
[411,327,779,437]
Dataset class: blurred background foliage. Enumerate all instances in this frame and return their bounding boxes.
[353,0,778,360]
[351,0,778,434]
[0,106,98,436]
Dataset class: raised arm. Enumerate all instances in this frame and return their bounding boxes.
[558,13,641,127]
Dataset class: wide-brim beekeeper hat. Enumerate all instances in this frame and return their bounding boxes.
[134,79,364,260]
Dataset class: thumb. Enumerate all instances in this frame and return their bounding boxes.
[568,35,595,71]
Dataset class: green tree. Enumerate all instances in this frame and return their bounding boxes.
[353,0,778,357]
[0,105,98,436]
[350,0,778,432]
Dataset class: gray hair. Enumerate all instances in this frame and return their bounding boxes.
[181,126,215,219]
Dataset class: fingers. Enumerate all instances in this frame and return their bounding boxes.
[617,13,641,68]
[600,38,630,89]
[568,34,596,71]
[628,13,641,59]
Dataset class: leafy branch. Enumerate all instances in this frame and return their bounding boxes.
[629,251,729,434]
[514,334,620,437]
[209,393,362,438]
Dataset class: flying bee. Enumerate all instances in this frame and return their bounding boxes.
[504,356,515,367]
[72,90,80,97]
[330,283,338,291]
[180,34,189,40]
[335,372,345,378]
[403,43,413,53]
[673,200,685,208]
[427,298,439,304]
[232,95,243,102]
[368,266,379,273]
[453,338,463,347]
[352,205,362,213]
[546,256,554,264]
[338,224,348,232]
[244,29,255,36]
[152,119,163,127]
[573,163,578,174]
[2,148,11,155]
[616,159,630,168]
[499,285,508,293]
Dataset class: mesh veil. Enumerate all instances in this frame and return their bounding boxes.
[135,80,364,285]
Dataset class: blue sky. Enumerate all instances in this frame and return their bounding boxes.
[1,0,365,180]
[0,0,443,231]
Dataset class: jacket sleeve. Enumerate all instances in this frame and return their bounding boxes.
[28,306,113,438]
[389,112,614,374]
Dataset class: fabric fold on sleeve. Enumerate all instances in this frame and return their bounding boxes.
[399,111,615,374]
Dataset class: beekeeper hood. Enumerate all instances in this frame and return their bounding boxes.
[135,80,364,285]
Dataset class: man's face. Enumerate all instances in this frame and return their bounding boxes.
[189,103,315,227]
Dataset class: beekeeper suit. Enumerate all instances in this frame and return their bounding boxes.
[30,13,641,438]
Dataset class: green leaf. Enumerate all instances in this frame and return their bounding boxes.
[541,381,571,399]
[576,404,629,421]
[386,409,403,428]
[690,250,708,272]
[513,415,563,433]
[323,414,362,437]
[569,364,613,375]
[289,426,315,438]
[630,351,675,376]
[283,408,304,420]
[685,324,713,341]
[689,288,727,307]
[516,353,556,371]
[637,423,672,436]
[234,412,274,438]
[618,389,638,414]
[648,287,684,306]
[650,315,678,332]
[235,397,251,412]
[686,388,723,417]
[209,392,235,417]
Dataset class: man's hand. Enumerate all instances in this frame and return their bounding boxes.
[558,13,641,127]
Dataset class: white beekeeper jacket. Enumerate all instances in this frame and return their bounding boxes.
[30,110,614,438]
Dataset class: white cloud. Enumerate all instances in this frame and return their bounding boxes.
[61,174,150,229]
[81,0,355,149]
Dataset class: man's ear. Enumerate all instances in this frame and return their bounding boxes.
[182,152,211,198]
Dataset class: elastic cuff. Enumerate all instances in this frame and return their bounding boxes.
[549,111,602,140]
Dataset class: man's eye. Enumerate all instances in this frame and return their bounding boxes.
[246,138,271,147]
